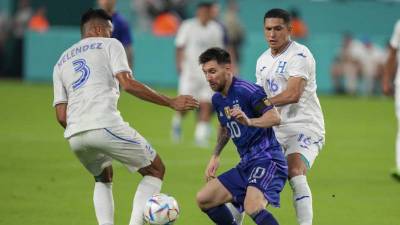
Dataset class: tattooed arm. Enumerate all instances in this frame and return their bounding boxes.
[205,125,230,181]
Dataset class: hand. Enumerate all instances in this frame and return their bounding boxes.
[205,155,220,182]
[230,108,252,126]
[382,81,394,96]
[170,95,199,112]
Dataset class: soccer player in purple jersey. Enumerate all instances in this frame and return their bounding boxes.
[98,0,133,67]
[196,47,288,225]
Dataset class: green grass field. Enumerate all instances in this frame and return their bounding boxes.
[0,81,399,225]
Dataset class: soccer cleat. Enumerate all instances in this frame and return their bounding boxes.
[391,169,400,182]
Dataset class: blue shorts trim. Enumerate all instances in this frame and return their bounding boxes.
[104,128,140,145]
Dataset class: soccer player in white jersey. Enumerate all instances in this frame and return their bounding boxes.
[172,2,224,146]
[52,9,199,225]
[383,19,400,181]
[255,9,325,225]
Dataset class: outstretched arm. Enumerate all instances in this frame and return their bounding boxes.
[116,72,199,111]
[205,125,230,181]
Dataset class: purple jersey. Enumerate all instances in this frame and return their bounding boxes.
[112,12,133,47]
[212,77,281,158]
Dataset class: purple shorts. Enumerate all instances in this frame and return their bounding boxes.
[218,149,288,208]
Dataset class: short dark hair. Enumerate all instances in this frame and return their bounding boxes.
[264,8,291,24]
[197,1,213,9]
[199,47,231,65]
[80,8,112,33]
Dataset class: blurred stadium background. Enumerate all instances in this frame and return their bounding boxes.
[0,0,399,224]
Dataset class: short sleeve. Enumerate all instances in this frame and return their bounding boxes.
[175,22,189,47]
[255,59,263,86]
[286,53,309,80]
[249,85,274,115]
[108,39,132,76]
[52,66,68,107]
[212,94,225,127]
[390,20,400,49]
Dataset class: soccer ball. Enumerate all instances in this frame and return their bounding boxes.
[143,193,180,225]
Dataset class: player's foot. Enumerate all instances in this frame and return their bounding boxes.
[391,168,400,182]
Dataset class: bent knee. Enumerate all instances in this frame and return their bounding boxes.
[94,167,113,183]
[244,195,266,215]
[139,156,166,179]
[196,190,211,210]
[288,166,306,178]
[244,201,265,215]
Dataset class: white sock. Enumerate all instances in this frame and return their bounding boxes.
[129,176,163,225]
[290,175,313,225]
[194,121,210,144]
[172,114,182,128]
[396,128,400,171]
[93,182,114,225]
[226,202,244,225]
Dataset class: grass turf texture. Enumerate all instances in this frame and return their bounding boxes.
[0,81,399,225]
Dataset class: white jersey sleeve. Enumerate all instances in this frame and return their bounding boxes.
[109,38,132,76]
[175,21,189,48]
[286,53,309,80]
[52,66,67,106]
[255,58,263,86]
[390,20,400,49]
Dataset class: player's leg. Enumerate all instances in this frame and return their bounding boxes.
[94,125,163,225]
[243,153,287,225]
[195,101,212,146]
[129,154,165,225]
[287,153,312,225]
[244,186,278,225]
[93,166,115,225]
[172,111,185,142]
[195,83,213,147]
[69,131,115,225]
[393,89,400,180]
[171,74,192,142]
[281,131,322,225]
[196,178,238,225]
[225,202,244,225]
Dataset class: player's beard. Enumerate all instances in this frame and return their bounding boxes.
[215,80,226,93]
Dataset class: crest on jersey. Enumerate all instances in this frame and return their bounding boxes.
[233,103,241,110]
[275,61,287,74]
[263,97,272,106]
[224,106,231,119]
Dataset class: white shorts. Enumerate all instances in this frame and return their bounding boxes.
[178,74,213,102]
[68,124,157,176]
[275,128,324,169]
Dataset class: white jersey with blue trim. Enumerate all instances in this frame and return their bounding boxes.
[53,37,131,138]
[255,41,325,136]
[175,18,224,79]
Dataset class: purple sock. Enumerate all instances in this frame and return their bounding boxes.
[250,209,279,225]
[204,205,238,225]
